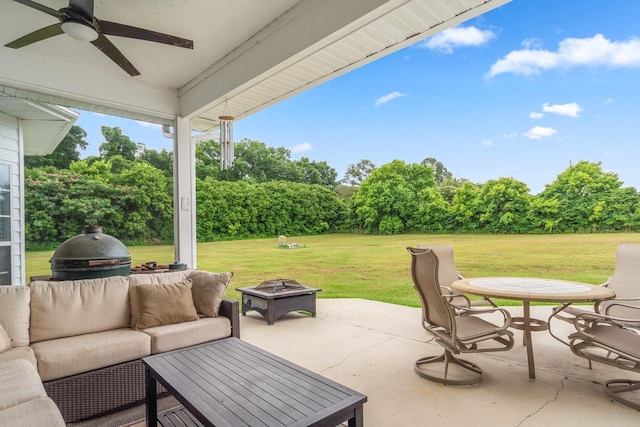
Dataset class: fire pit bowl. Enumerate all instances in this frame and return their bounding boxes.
[255,279,306,293]
[50,225,131,280]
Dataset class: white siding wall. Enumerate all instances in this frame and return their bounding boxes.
[0,111,24,285]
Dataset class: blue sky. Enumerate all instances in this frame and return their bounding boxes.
[76,0,640,194]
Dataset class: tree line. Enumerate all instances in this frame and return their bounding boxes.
[24,125,640,249]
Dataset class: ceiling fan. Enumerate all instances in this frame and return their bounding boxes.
[4,0,194,77]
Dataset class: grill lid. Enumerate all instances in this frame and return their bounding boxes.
[50,225,131,279]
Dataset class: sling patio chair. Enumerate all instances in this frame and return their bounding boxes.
[568,307,640,410]
[551,243,640,331]
[407,247,514,385]
[417,244,497,309]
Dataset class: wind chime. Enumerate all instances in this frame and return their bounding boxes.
[218,114,234,170]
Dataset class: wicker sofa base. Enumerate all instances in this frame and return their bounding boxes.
[44,359,163,423]
[42,299,240,423]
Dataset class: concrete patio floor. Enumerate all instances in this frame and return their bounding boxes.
[240,298,639,427]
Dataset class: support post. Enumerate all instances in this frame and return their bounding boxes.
[173,116,197,269]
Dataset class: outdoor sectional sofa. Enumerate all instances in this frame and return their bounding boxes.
[0,270,238,423]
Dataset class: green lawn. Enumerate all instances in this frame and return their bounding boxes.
[26,233,640,307]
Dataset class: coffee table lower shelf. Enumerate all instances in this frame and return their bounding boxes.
[158,406,203,427]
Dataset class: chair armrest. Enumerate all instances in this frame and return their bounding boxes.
[441,286,471,310]
[551,304,593,323]
[574,310,640,335]
[440,285,455,297]
[595,296,640,313]
[458,306,512,329]
[219,299,240,338]
[441,286,471,306]
[600,298,640,315]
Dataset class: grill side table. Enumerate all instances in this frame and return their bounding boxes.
[238,285,321,325]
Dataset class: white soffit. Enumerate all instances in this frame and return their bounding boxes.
[189,0,511,132]
[0,84,174,127]
[0,96,79,155]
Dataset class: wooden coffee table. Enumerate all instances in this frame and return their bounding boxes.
[143,337,366,427]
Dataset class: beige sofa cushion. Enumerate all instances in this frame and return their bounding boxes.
[189,271,233,317]
[0,324,10,352]
[0,346,37,368]
[135,280,199,329]
[142,316,231,354]
[128,271,190,327]
[0,359,47,411]
[0,397,65,426]
[29,277,130,343]
[0,285,30,347]
[30,329,151,381]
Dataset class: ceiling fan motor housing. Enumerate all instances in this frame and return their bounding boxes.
[59,7,98,42]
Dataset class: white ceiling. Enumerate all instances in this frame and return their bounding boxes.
[0,0,510,134]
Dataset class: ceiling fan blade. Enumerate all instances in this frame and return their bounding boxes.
[69,0,94,20]
[91,34,140,77]
[13,0,62,19]
[4,23,64,48]
[97,19,194,49]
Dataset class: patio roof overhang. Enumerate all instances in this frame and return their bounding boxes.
[0,0,510,131]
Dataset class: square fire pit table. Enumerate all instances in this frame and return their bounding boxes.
[238,279,321,325]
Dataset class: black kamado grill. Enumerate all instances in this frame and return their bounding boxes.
[50,225,131,280]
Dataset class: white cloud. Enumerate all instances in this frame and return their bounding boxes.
[605,98,616,104]
[529,112,544,119]
[374,91,406,107]
[291,142,313,153]
[521,38,543,49]
[542,102,583,117]
[523,126,557,139]
[421,26,495,53]
[480,139,493,146]
[487,34,640,78]
[502,132,518,138]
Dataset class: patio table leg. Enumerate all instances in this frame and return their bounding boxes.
[523,301,536,379]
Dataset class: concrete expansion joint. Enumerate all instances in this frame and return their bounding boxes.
[514,377,566,427]
[319,336,395,375]
[349,322,433,344]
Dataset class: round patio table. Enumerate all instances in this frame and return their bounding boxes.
[452,277,615,379]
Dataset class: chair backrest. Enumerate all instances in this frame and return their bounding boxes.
[609,244,640,298]
[407,247,456,333]
[602,243,640,316]
[416,244,461,290]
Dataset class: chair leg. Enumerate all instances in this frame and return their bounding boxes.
[415,350,484,386]
[603,379,640,411]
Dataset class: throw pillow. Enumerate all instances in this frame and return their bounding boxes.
[135,280,199,330]
[0,324,11,352]
[128,271,190,328]
[189,271,234,317]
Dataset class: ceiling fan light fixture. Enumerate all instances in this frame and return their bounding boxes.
[61,20,98,42]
